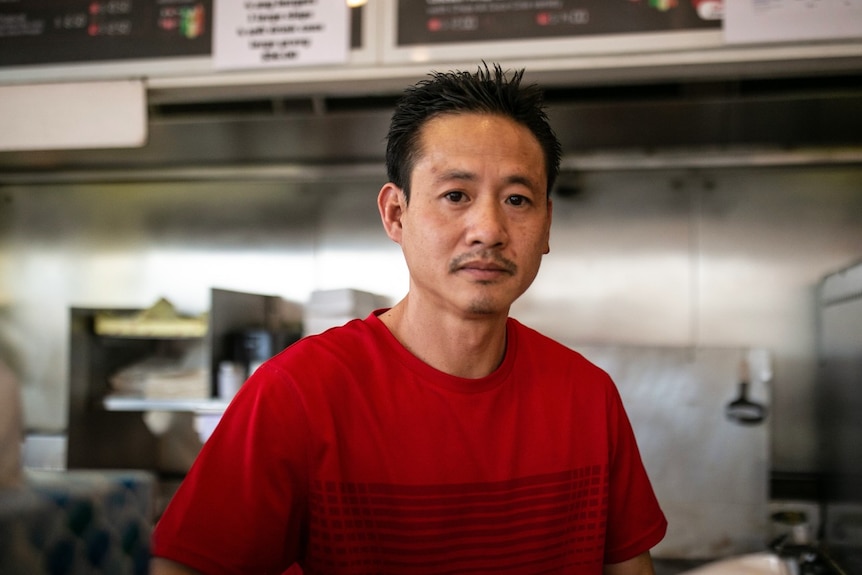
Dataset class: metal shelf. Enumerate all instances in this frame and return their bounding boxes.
[102,396,229,415]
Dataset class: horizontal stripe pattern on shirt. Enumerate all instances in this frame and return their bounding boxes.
[304,466,609,574]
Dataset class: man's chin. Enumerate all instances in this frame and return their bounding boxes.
[465,298,508,317]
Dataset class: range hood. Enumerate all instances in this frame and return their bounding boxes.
[1,73,862,183]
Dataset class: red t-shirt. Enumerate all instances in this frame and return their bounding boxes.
[152,312,666,574]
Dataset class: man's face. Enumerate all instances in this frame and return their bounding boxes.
[380,112,552,319]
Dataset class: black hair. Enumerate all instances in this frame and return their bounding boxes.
[385,63,562,202]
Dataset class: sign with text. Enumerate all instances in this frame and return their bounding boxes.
[213,0,349,70]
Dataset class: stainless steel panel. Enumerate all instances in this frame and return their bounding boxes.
[1,163,861,477]
[818,262,862,503]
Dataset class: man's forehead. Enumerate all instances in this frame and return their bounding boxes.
[416,113,540,153]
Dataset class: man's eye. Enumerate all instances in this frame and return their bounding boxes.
[507,195,528,206]
[445,191,466,202]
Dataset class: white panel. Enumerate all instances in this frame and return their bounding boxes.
[0,80,146,152]
[578,346,771,559]
[725,0,862,45]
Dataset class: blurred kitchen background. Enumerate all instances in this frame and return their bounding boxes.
[1,1,862,573]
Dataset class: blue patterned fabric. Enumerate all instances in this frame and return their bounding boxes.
[0,470,154,575]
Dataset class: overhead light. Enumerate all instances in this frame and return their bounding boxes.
[347,0,367,7]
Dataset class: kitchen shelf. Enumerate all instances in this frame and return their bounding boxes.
[102,396,230,415]
[68,288,298,471]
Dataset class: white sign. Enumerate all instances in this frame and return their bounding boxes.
[724,0,862,44]
[213,0,349,70]
[0,81,146,151]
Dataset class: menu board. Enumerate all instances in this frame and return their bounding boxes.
[396,0,721,47]
[0,0,213,68]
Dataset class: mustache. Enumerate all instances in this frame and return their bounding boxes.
[449,250,517,275]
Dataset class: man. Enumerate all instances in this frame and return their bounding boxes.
[151,64,666,575]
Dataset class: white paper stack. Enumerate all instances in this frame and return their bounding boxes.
[303,288,389,336]
[109,358,209,399]
[108,341,210,400]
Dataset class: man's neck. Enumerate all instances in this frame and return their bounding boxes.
[378,297,509,379]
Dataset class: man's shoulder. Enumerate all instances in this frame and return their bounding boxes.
[508,318,607,374]
[267,315,382,373]
[251,316,383,395]
[509,318,582,356]
[285,316,377,354]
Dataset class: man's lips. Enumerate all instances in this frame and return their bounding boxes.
[459,261,509,273]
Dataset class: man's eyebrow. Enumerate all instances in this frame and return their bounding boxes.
[505,174,538,189]
[434,169,476,184]
[434,171,538,189]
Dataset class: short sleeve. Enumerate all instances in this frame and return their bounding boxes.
[603,383,668,564]
[151,361,309,575]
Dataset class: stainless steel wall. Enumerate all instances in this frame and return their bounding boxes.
[2,164,861,472]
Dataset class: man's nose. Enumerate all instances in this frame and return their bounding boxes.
[466,199,508,247]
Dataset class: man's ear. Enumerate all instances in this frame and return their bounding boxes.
[378,183,405,244]
[543,197,553,255]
